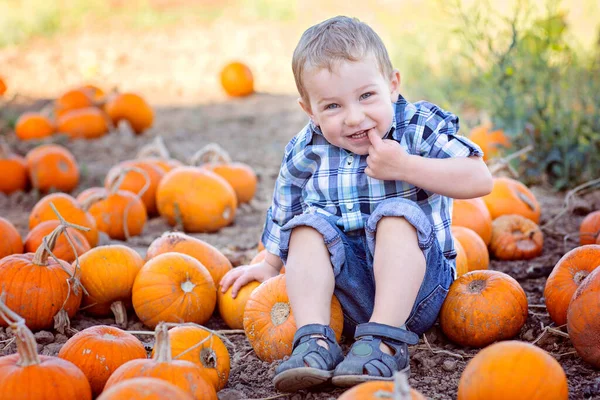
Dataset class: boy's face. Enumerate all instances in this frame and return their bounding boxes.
[299,55,400,155]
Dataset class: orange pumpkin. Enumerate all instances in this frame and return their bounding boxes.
[104,160,164,215]
[0,217,23,259]
[580,211,600,245]
[156,167,237,233]
[468,123,511,162]
[104,323,217,400]
[78,245,145,326]
[146,231,232,288]
[338,380,426,400]
[55,89,96,118]
[104,93,154,134]
[489,214,543,260]
[567,266,600,367]
[97,377,193,400]
[56,107,110,140]
[58,325,147,397]
[0,227,83,331]
[220,62,254,97]
[439,270,528,348]
[15,112,55,140]
[26,144,79,193]
[457,340,568,399]
[24,220,90,263]
[482,177,541,223]
[29,193,99,247]
[132,252,217,328]
[0,307,92,400]
[86,190,147,240]
[452,197,492,245]
[0,76,6,96]
[452,226,489,272]
[0,143,28,194]
[454,240,469,277]
[155,325,230,391]
[218,280,261,329]
[243,274,344,362]
[544,245,600,326]
[201,162,257,204]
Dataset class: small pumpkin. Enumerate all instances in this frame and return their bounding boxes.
[452,197,492,245]
[338,379,426,400]
[104,92,154,134]
[220,61,254,97]
[26,144,79,193]
[452,226,489,272]
[567,266,600,367]
[15,112,55,141]
[0,76,6,96]
[58,325,147,397]
[489,214,543,260]
[97,377,193,400]
[468,123,511,162]
[155,325,230,391]
[104,323,217,400]
[243,274,344,362]
[24,220,90,263]
[218,280,261,329]
[146,231,232,288]
[29,192,99,247]
[156,167,237,233]
[580,210,600,245]
[55,88,96,118]
[457,341,568,399]
[0,217,23,259]
[482,177,541,223]
[78,245,145,327]
[56,107,110,140]
[439,270,528,348]
[0,143,28,194]
[104,160,164,215]
[86,189,147,240]
[132,252,217,328]
[544,245,600,327]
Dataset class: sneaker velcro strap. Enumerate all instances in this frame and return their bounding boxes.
[292,324,336,348]
[354,322,419,345]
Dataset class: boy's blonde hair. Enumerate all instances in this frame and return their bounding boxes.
[292,16,394,104]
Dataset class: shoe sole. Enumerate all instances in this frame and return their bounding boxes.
[331,365,410,388]
[273,367,334,392]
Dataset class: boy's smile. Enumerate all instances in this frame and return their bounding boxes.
[299,54,400,155]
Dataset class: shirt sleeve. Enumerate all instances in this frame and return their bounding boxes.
[416,112,484,159]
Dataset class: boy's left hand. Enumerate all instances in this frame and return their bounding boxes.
[365,129,411,181]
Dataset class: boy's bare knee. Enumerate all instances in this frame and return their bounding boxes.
[377,216,413,231]
[290,225,323,242]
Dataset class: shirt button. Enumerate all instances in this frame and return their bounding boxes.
[347,156,354,165]
[347,203,354,210]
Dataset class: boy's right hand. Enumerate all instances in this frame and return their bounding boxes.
[219,260,281,299]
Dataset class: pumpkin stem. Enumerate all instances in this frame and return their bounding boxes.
[80,192,108,212]
[393,371,412,400]
[153,323,173,363]
[516,191,537,212]
[270,302,291,326]
[0,138,12,158]
[111,301,128,328]
[189,143,232,166]
[107,165,151,199]
[32,225,62,266]
[467,279,486,294]
[136,136,171,159]
[0,294,41,366]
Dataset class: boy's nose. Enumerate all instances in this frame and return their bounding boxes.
[344,105,365,127]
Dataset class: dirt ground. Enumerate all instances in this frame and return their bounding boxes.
[1,22,600,400]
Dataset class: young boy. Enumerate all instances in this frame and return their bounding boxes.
[220,16,493,392]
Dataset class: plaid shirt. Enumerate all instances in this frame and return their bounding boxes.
[262,94,483,259]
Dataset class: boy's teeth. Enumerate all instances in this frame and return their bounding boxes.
[351,130,367,138]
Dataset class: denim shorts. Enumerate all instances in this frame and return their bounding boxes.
[278,198,455,339]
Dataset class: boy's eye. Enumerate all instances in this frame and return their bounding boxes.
[325,103,339,110]
[360,92,374,100]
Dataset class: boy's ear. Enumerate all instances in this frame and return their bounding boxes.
[389,69,401,100]
[298,97,316,122]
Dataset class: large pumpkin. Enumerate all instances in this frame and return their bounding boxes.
[482,177,540,223]
[243,274,344,362]
[24,220,90,263]
[97,377,193,400]
[439,270,528,348]
[0,217,23,259]
[104,93,154,134]
[78,245,145,326]
[468,123,511,162]
[29,193,99,247]
[218,281,261,329]
[338,380,426,400]
[146,231,232,287]
[154,325,230,391]
[580,211,600,245]
[0,144,28,194]
[156,167,237,233]
[220,61,254,97]
[86,190,147,240]
[132,252,217,328]
[457,341,568,399]
[104,160,164,215]
[567,266,600,367]
[104,323,217,400]
[15,112,55,141]
[58,325,147,396]
[489,214,543,260]
[452,198,492,245]
[544,245,600,327]
[452,226,489,272]
[26,144,79,193]
[56,107,110,140]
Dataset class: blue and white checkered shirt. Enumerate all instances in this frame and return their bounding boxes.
[261,94,483,259]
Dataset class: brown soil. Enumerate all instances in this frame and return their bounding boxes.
[1,22,600,400]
